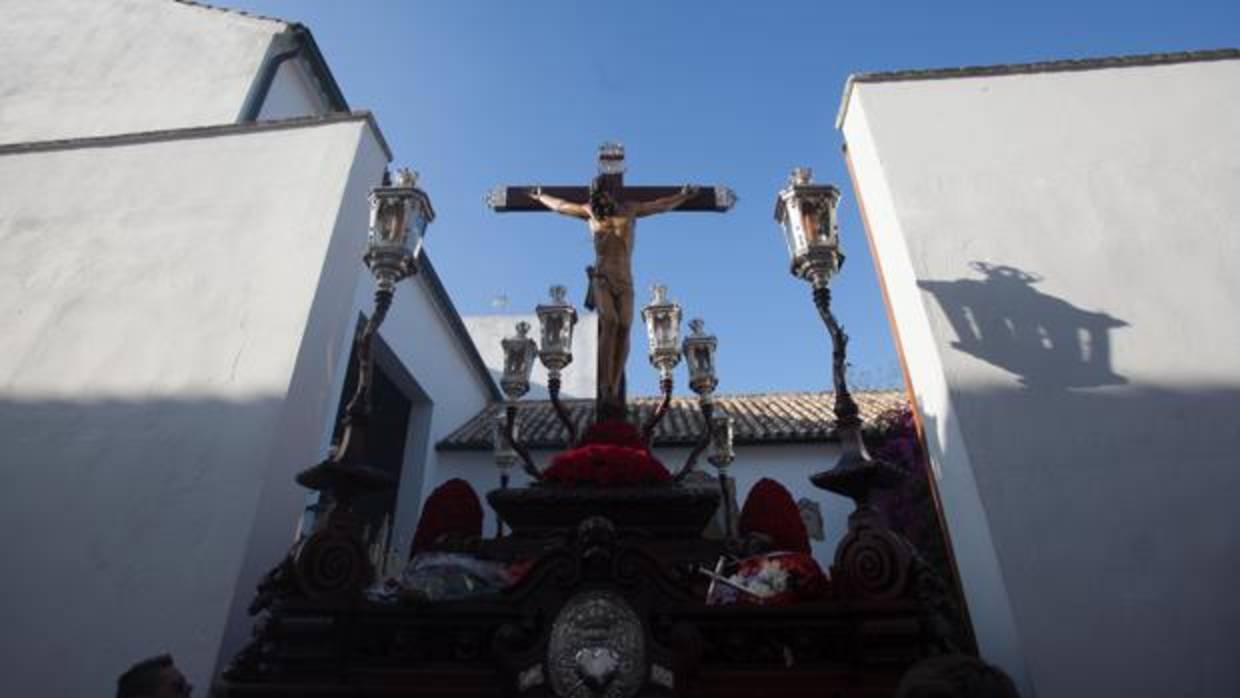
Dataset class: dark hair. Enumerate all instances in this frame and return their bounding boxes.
[117,654,172,698]
[589,178,617,218]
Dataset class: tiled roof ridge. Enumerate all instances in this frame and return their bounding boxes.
[502,388,904,404]
[437,390,909,452]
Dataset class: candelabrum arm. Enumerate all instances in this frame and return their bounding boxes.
[812,286,861,429]
[547,373,578,445]
[674,399,714,482]
[504,403,542,481]
[343,287,395,422]
[642,376,674,446]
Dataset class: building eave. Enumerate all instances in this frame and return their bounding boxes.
[0,111,389,157]
[837,47,1240,130]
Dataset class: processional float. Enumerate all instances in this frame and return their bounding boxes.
[215,146,1016,698]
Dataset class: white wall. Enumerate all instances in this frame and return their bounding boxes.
[258,56,333,121]
[0,0,283,144]
[841,56,1240,697]
[463,312,599,399]
[0,116,379,697]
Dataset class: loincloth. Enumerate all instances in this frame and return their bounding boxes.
[584,265,633,311]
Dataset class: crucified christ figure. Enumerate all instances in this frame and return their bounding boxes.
[528,179,698,418]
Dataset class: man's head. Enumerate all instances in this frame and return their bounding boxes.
[589,177,618,218]
[117,655,192,698]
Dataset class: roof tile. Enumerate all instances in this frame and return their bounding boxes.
[437,390,906,451]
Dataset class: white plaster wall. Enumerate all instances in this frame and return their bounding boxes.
[258,57,331,121]
[0,117,376,697]
[212,119,393,673]
[0,0,280,144]
[433,442,849,567]
[463,313,599,399]
[841,57,1240,697]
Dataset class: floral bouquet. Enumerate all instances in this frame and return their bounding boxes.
[542,420,672,486]
[703,551,829,607]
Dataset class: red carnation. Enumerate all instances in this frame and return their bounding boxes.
[738,478,812,554]
[543,420,671,486]
[411,478,483,556]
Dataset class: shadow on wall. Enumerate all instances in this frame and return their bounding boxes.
[936,384,1240,697]
[918,262,1128,390]
[0,396,288,698]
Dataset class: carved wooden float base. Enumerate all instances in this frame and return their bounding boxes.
[488,483,720,538]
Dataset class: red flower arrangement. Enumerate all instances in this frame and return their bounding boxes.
[410,478,483,556]
[542,420,672,486]
[738,478,812,554]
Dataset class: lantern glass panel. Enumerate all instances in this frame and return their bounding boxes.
[652,311,677,352]
[536,285,577,371]
[408,205,428,254]
[642,284,682,359]
[541,312,569,353]
[500,322,538,398]
[780,203,806,260]
[683,318,718,394]
[689,344,714,382]
[369,195,409,249]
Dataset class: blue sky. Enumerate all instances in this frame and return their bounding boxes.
[225,0,1237,397]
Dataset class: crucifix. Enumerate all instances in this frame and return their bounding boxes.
[489,143,735,420]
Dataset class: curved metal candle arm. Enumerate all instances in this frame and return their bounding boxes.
[342,287,395,424]
[674,399,714,482]
[812,285,861,429]
[642,376,674,446]
[547,373,578,446]
[504,403,543,482]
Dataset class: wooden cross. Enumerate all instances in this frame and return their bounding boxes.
[487,145,736,215]
[488,143,735,420]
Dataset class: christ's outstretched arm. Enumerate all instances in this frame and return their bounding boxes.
[528,187,590,219]
[632,185,699,218]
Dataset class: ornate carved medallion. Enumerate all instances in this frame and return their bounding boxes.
[547,590,645,697]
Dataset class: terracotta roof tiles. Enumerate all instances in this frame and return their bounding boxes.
[437,390,906,451]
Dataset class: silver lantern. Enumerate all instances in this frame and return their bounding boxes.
[683,318,718,397]
[535,285,577,374]
[365,168,436,290]
[641,284,683,381]
[500,321,538,400]
[774,167,842,289]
